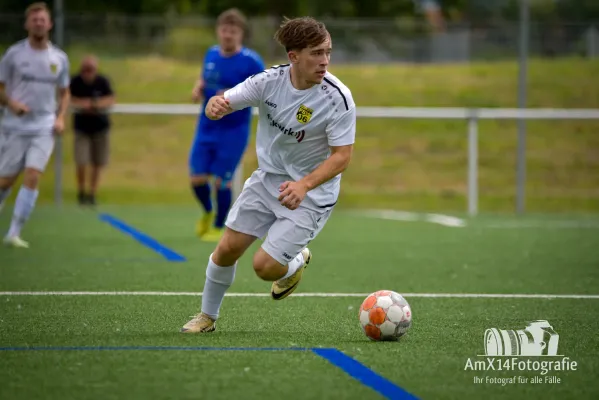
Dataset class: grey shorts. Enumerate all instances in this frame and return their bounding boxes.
[0,128,55,177]
[225,171,334,265]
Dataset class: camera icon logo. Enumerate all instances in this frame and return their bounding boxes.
[484,320,559,356]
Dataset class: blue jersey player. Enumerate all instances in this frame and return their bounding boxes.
[190,9,264,242]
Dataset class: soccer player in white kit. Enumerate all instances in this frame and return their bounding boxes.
[0,2,70,248]
[182,16,356,333]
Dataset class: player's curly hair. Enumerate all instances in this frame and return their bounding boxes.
[274,17,330,52]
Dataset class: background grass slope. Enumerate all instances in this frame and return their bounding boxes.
[16,54,599,213]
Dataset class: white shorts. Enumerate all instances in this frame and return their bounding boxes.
[226,171,334,265]
[0,128,55,177]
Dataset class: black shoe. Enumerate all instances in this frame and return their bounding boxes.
[87,194,97,206]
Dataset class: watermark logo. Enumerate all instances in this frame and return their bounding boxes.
[485,320,559,356]
[465,320,578,386]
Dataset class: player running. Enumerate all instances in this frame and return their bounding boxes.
[0,2,70,248]
[182,16,356,333]
[190,8,265,242]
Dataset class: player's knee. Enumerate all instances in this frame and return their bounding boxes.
[190,175,210,186]
[252,250,281,281]
[213,236,246,267]
[22,168,42,189]
[215,177,232,190]
[0,176,17,190]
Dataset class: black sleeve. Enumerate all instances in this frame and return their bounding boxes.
[100,76,114,96]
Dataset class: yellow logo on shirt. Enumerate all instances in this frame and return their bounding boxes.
[296,104,313,124]
[50,63,57,74]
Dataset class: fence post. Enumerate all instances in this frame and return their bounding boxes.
[232,163,243,201]
[516,0,529,214]
[54,0,65,206]
[468,117,479,217]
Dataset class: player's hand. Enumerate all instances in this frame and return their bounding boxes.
[205,96,231,120]
[8,100,29,116]
[53,117,65,135]
[192,87,201,103]
[278,181,309,210]
[192,80,205,103]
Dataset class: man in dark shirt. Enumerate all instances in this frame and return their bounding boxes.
[69,55,115,206]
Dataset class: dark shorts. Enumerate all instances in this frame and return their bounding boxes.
[74,131,109,167]
[189,127,249,184]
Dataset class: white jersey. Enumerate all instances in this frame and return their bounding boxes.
[0,39,70,135]
[224,65,356,209]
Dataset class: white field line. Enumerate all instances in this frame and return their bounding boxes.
[1,292,598,299]
[482,221,599,229]
[357,210,467,228]
[356,209,599,229]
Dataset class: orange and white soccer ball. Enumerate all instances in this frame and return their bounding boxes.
[359,290,412,341]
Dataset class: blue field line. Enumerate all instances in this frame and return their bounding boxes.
[98,214,186,262]
[312,348,419,400]
[0,345,417,399]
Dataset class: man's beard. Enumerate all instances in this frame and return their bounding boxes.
[31,33,47,42]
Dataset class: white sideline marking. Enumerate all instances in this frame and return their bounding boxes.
[358,210,467,228]
[356,209,599,229]
[423,213,467,228]
[1,292,598,299]
[483,221,599,229]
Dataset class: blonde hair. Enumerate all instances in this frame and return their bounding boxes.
[25,2,51,19]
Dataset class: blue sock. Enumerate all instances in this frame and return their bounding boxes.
[192,183,212,213]
[215,187,232,228]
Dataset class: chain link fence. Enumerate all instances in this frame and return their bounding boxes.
[1,14,597,63]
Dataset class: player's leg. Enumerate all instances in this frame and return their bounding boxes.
[0,130,22,213]
[88,131,110,206]
[0,176,17,213]
[254,207,335,300]
[189,137,216,237]
[202,135,247,242]
[74,132,91,205]
[180,227,257,333]
[181,172,276,333]
[5,134,54,247]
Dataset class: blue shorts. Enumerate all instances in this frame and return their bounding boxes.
[189,127,249,184]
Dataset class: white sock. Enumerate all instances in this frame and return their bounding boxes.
[200,254,236,320]
[7,186,38,238]
[280,252,305,280]
[0,187,11,211]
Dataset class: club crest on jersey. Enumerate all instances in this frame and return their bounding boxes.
[296,104,313,124]
[50,63,57,74]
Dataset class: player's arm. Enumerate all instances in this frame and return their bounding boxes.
[192,78,205,102]
[54,57,71,133]
[0,82,7,106]
[0,52,8,106]
[279,144,353,210]
[279,105,356,210]
[0,51,29,115]
[57,85,71,121]
[299,144,353,191]
[205,73,263,120]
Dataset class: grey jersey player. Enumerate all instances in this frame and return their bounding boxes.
[0,3,71,248]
